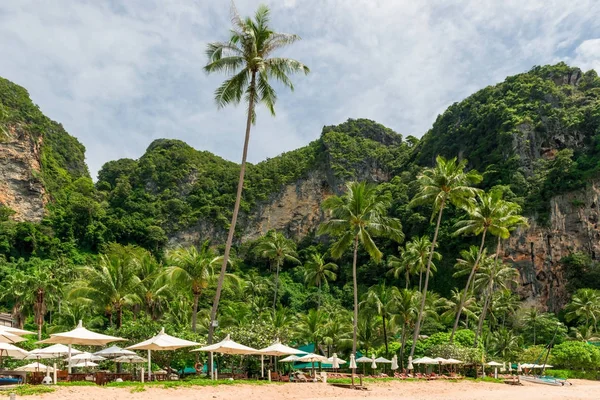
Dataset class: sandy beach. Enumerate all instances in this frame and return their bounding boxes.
[18,379,600,400]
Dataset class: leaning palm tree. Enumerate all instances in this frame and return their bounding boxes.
[408,156,481,358]
[26,261,60,340]
[450,190,526,341]
[318,181,404,360]
[256,231,300,309]
[164,242,226,332]
[360,283,399,356]
[391,288,419,368]
[205,3,309,346]
[303,253,338,307]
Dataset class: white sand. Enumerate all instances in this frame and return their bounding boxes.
[20,379,600,400]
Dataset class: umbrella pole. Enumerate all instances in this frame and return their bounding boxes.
[261,355,264,379]
[147,350,152,382]
[210,352,214,380]
[53,362,57,384]
[68,344,72,374]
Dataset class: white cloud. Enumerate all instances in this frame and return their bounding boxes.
[0,0,599,178]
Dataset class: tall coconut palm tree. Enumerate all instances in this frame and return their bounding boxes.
[256,231,300,309]
[322,313,352,356]
[0,269,28,329]
[360,283,398,356]
[26,260,60,340]
[565,289,600,331]
[392,288,419,368]
[318,181,404,361]
[473,259,519,345]
[296,308,328,354]
[440,288,477,329]
[408,156,481,358]
[205,3,309,347]
[303,253,338,308]
[406,236,441,292]
[450,190,523,341]
[164,242,227,332]
[134,250,170,320]
[69,251,140,328]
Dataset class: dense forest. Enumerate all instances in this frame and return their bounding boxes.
[2,62,600,376]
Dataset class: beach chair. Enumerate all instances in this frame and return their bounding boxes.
[294,372,309,382]
[271,371,281,382]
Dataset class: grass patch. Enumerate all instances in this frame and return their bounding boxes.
[3,385,55,396]
[56,381,97,386]
[106,378,278,389]
[130,386,146,393]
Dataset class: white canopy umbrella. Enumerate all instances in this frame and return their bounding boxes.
[280,354,300,362]
[114,355,147,363]
[256,339,305,377]
[16,362,54,372]
[94,345,136,358]
[446,358,463,364]
[517,363,522,373]
[69,352,106,362]
[127,327,199,381]
[349,354,357,370]
[193,334,258,380]
[70,360,98,368]
[508,362,513,372]
[355,356,373,363]
[0,331,26,344]
[413,356,437,364]
[330,354,340,369]
[391,355,398,371]
[433,357,448,364]
[0,342,29,359]
[328,354,346,365]
[407,356,414,371]
[374,357,392,364]
[26,344,83,360]
[371,354,377,370]
[487,361,503,379]
[38,320,125,373]
[297,353,328,379]
[0,326,35,336]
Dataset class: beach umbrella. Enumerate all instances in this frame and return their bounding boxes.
[487,361,502,378]
[413,356,436,364]
[16,362,54,372]
[446,358,463,364]
[0,342,29,359]
[0,326,35,336]
[331,353,340,369]
[407,356,414,371]
[297,353,328,378]
[38,320,125,373]
[328,354,346,366]
[257,339,305,376]
[355,356,373,363]
[114,355,147,363]
[94,345,136,358]
[374,357,392,363]
[0,331,26,344]
[69,352,106,362]
[391,355,398,371]
[508,362,513,372]
[70,360,98,368]
[26,344,83,360]
[280,354,300,362]
[517,363,522,373]
[349,354,357,369]
[371,355,377,370]
[193,334,258,380]
[128,327,198,381]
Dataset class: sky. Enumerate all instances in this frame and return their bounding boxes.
[1,1,600,179]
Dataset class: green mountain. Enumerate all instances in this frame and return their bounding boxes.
[1,62,600,310]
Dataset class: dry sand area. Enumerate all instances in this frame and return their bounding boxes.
[20,379,600,400]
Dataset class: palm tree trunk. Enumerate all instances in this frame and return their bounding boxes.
[272,261,281,310]
[450,228,488,342]
[410,204,444,358]
[419,269,422,293]
[192,293,199,333]
[352,236,359,360]
[405,270,409,290]
[400,322,407,369]
[318,282,322,309]
[208,71,257,351]
[118,307,123,329]
[474,288,491,346]
[382,313,388,356]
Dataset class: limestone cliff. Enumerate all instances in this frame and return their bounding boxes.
[506,182,600,311]
[0,125,47,221]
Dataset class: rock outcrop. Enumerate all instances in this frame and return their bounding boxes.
[0,125,47,221]
[506,181,600,311]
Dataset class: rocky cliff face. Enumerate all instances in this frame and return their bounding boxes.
[506,181,600,311]
[0,124,47,221]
